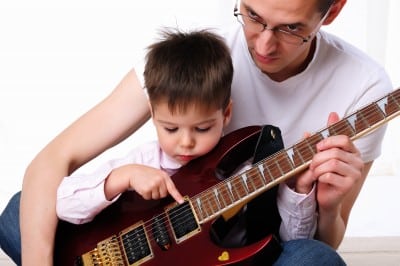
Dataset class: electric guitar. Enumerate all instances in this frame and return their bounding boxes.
[54,88,400,265]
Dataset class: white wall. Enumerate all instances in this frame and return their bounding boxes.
[0,0,399,236]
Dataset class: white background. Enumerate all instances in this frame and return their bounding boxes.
[0,0,399,237]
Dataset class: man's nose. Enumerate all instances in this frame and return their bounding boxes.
[256,29,277,50]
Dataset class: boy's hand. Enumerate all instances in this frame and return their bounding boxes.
[105,164,184,204]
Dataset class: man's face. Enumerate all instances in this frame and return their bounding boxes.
[238,0,326,81]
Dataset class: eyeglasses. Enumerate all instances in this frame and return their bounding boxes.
[234,4,332,46]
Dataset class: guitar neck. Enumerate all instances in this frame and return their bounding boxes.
[190,88,400,224]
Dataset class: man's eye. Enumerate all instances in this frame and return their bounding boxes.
[196,127,211,132]
[164,127,178,133]
[285,24,299,32]
[248,10,257,19]
[247,10,262,22]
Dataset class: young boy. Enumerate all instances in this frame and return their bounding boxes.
[56,29,234,224]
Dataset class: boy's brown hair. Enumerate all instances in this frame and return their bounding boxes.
[144,28,233,114]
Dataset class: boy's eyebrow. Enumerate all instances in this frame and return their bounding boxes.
[156,118,217,126]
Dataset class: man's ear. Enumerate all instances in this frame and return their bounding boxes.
[223,99,233,126]
[323,0,347,25]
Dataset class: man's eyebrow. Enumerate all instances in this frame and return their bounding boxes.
[283,22,306,28]
[242,3,257,15]
[241,2,307,28]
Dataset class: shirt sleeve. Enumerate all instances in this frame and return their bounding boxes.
[56,141,171,224]
[56,161,123,224]
[277,183,317,242]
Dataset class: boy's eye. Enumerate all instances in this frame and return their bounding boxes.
[164,127,178,133]
[196,127,211,132]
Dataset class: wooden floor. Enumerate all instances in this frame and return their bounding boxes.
[338,236,400,266]
[1,237,400,265]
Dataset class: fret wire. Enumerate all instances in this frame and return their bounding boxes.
[227,181,237,202]
[230,179,241,200]
[278,151,294,176]
[380,96,396,116]
[218,184,230,208]
[335,119,355,137]
[345,113,357,134]
[218,184,231,207]
[194,198,203,221]
[248,170,258,191]
[355,109,370,133]
[235,175,248,198]
[302,135,320,161]
[391,90,400,107]
[241,173,250,193]
[376,96,388,115]
[263,162,274,181]
[366,104,385,126]
[292,142,306,167]
[201,193,211,218]
[257,164,267,185]
[286,148,296,167]
[206,191,217,214]
[250,167,265,188]
[274,157,285,177]
[213,188,222,210]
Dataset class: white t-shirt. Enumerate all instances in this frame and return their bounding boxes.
[224,24,393,162]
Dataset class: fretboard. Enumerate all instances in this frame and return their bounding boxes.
[191,88,400,224]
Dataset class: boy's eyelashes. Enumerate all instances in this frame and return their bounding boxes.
[164,127,178,133]
[163,126,212,133]
[196,127,212,132]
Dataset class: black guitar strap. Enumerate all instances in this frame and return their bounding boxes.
[209,125,284,263]
[246,125,283,242]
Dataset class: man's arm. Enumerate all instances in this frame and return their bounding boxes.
[20,69,151,265]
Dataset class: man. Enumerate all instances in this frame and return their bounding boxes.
[0,0,392,265]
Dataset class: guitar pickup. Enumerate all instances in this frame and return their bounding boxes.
[165,197,201,244]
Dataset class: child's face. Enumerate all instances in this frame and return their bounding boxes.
[152,101,232,165]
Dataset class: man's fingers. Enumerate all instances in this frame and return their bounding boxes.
[327,112,340,126]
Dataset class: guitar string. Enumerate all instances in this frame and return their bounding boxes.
[119,92,400,257]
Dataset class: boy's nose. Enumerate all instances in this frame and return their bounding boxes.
[179,132,195,148]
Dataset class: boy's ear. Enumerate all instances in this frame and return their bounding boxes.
[223,99,233,126]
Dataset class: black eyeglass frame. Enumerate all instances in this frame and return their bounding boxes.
[233,2,333,46]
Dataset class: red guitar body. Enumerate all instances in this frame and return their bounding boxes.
[54,126,281,265]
